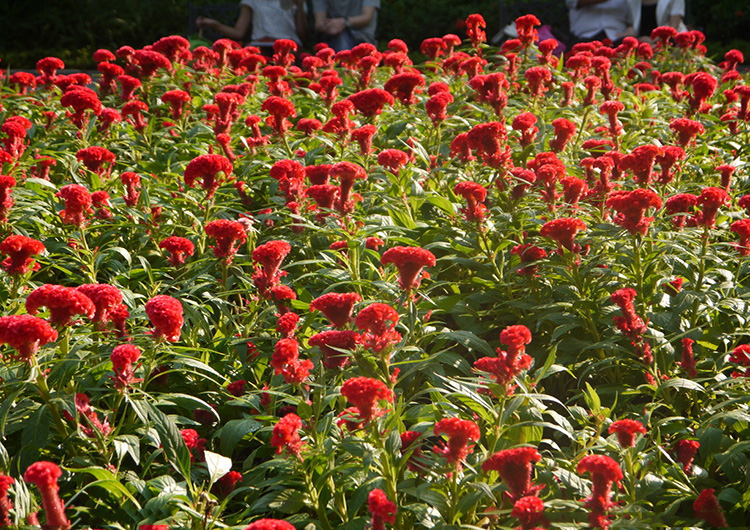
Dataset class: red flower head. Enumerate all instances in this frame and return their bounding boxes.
[329,161,367,214]
[351,124,378,156]
[75,284,123,326]
[669,117,705,147]
[454,181,487,223]
[674,439,700,473]
[1,118,30,158]
[60,87,102,128]
[134,49,172,78]
[686,72,717,114]
[664,193,698,228]
[56,184,93,227]
[0,474,14,526]
[122,99,149,131]
[252,240,292,294]
[0,314,58,360]
[159,236,195,267]
[76,146,116,178]
[466,14,487,48]
[605,188,662,235]
[694,186,729,228]
[728,344,750,377]
[549,118,577,152]
[655,146,685,184]
[540,217,587,254]
[426,91,453,125]
[243,519,295,530]
[111,343,142,389]
[205,219,247,263]
[384,71,425,106]
[0,234,44,275]
[120,171,141,207]
[378,149,410,175]
[512,495,546,530]
[512,112,538,148]
[524,66,552,97]
[693,489,727,528]
[608,419,646,447]
[577,454,623,530]
[261,96,296,136]
[433,417,481,467]
[420,38,447,60]
[309,330,360,369]
[310,292,361,328]
[161,89,191,120]
[340,376,393,423]
[511,243,547,276]
[153,35,191,63]
[730,219,750,256]
[482,447,543,501]
[368,489,397,530]
[347,88,395,118]
[651,25,677,46]
[381,246,436,291]
[37,56,65,82]
[270,413,304,459]
[184,154,233,199]
[145,295,183,342]
[25,284,95,327]
[466,122,510,169]
[515,14,541,45]
[355,303,402,353]
[23,461,69,529]
[611,287,648,343]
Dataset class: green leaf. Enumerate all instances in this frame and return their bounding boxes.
[439,330,495,356]
[220,417,263,455]
[204,450,233,488]
[142,401,192,485]
[113,434,141,465]
[21,405,51,449]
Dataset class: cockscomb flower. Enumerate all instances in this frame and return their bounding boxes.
[270,413,304,459]
[425,91,453,124]
[270,159,306,203]
[1,118,30,159]
[252,240,291,295]
[23,461,69,530]
[525,66,552,97]
[243,519,295,530]
[161,89,191,120]
[119,171,141,207]
[121,99,149,131]
[205,219,247,263]
[678,337,697,377]
[512,495,546,530]
[669,117,705,147]
[75,283,123,327]
[381,246,436,291]
[181,428,207,462]
[329,161,367,214]
[730,219,750,256]
[693,186,729,228]
[433,417,481,468]
[76,146,116,178]
[159,236,194,267]
[511,243,547,276]
[655,145,685,184]
[611,287,648,340]
[454,181,487,223]
[466,13,487,48]
[347,88,395,118]
[728,344,750,378]
[309,330,359,369]
[368,489,397,530]
[540,217,587,254]
[577,454,623,530]
[60,87,102,128]
[384,71,425,105]
[25,284,95,327]
[355,303,401,353]
[608,419,646,447]
[482,447,543,501]
[0,314,58,360]
[620,144,660,186]
[145,295,183,342]
[310,292,361,328]
[0,474,14,526]
[693,489,726,528]
[271,338,313,384]
[0,234,44,275]
[512,112,538,148]
[261,96,296,136]
[515,14,540,45]
[664,193,698,228]
[549,118,577,152]
[184,153,233,199]
[466,121,510,169]
[605,188,662,235]
[674,439,700,473]
[56,184,93,227]
[110,344,142,389]
[378,149,410,175]
[340,376,393,423]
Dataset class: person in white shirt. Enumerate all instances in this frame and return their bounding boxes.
[312,0,380,51]
[566,0,635,44]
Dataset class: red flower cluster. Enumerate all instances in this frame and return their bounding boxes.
[270,413,304,459]
[540,217,586,254]
[309,330,359,369]
[329,161,367,214]
[56,184,93,227]
[608,419,646,447]
[605,188,662,235]
[159,236,195,267]
[474,325,533,395]
[482,446,543,501]
[76,283,123,326]
[355,302,402,354]
[674,439,700,473]
[252,240,292,297]
[23,461,69,530]
[184,153,233,199]
[0,314,58,360]
[271,338,313,384]
[511,495,546,530]
[144,295,183,342]
[368,489,397,530]
[693,489,726,527]
[205,219,247,263]
[611,287,651,362]
[454,181,487,223]
[76,146,116,178]
[310,292,361,328]
[111,344,142,389]
[0,234,45,275]
[577,454,623,530]
[26,284,95,327]
[433,417,481,468]
[381,246,436,291]
[340,376,393,423]
[243,519,295,530]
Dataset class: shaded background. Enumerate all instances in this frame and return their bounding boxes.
[0,0,747,69]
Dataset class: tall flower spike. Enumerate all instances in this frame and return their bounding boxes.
[205,219,247,263]
[577,455,623,530]
[381,246,436,291]
[482,447,543,501]
[693,489,726,527]
[270,413,304,459]
[340,376,393,423]
[433,417,481,469]
[23,461,69,530]
[309,292,362,328]
[368,489,397,530]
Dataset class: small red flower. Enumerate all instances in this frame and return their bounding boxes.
[347,88,395,118]
[159,236,195,266]
[75,283,123,326]
[674,439,700,473]
[329,161,367,214]
[270,413,304,459]
[243,519,295,530]
[308,330,359,369]
[340,376,394,423]
[577,454,623,530]
[512,495,546,530]
[669,117,705,147]
[310,292,361,328]
[384,71,425,106]
[0,234,45,275]
[693,489,727,527]
[608,419,646,447]
[111,344,142,389]
[205,219,247,262]
[381,246,436,291]
[23,461,69,530]
[433,417,481,468]
[482,447,542,501]
[368,489,397,530]
[605,188,662,235]
[465,13,487,48]
[355,303,402,353]
[76,146,116,178]
[0,314,58,360]
[56,184,93,227]
[145,295,183,342]
[540,217,587,254]
[184,154,233,199]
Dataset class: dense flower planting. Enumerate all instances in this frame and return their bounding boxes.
[0,15,748,529]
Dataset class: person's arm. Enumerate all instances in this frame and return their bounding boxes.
[294,0,309,44]
[196,4,253,42]
[317,5,376,35]
[314,10,330,33]
[574,0,608,7]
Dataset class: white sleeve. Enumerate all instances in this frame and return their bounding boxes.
[565,0,579,10]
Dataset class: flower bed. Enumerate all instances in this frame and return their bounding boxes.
[0,15,749,529]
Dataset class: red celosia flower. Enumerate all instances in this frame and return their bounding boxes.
[664,193,698,228]
[466,13,487,48]
[655,145,685,184]
[693,186,729,228]
[261,96,296,136]
[674,439,700,473]
[728,344,750,378]
[75,393,113,438]
[310,292,361,328]
[611,287,647,340]
[511,243,547,276]
[340,376,393,423]
[118,171,141,207]
[600,100,624,137]
[540,217,587,254]
[26,284,95,327]
[252,240,292,295]
[60,87,102,128]
[608,419,646,447]
[619,144,661,185]
[679,337,697,377]
[549,118,577,152]
[329,161,367,214]
[184,154,233,199]
[512,112,538,148]
[121,99,149,131]
[577,454,623,530]
[271,338,313,384]
[355,303,401,353]
[605,188,662,235]
[243,519,295,530]
[482,447,543,501]
[270,159,306,202]
[159,236,194,267]
[276,312,299,337]
[368,489,397,530]
[307,184,339,214]
[181,428,207,462]
[433,417,481,467]
[425,91,453,124]
[23,461,69,530]
[347,88,395,118]
[730,219,750,256]
[466,121,510,169]
[75,283,123,326]
[0,314,58,360]
[686,72,717,114]
[145,295,183,342]
[0,474,14,526]
[76,146,116,178]
[515,14,540,45]
[400,430,424,471]
[111,344,142,389]
[270,413,304,459]
[309,330,360,369]
[693,489,727,527]
[56,184,93,227]
[384,71,425,105]
[205,219,247,262]
[454,181,487,223]
[0,234,44,275]
[669,117,705,147]
[512,495,546,530]
[214,470,242,497]
[226,379,246,397]
[134,49,172,78]
[1,118,30,159]
[381,246,436,291]
[524,66,552,97]
[161,89,191,120]
[378,149,410,174]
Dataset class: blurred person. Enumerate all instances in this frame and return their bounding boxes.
[196,0,308,48]
[629,0,687,41]
[566,0,635,45]
[312,0,380,51]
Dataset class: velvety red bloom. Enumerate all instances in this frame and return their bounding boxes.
[270,413,304,459]
[381,246,436,291]
[184,154,233,199]
[674,439,700,473]
[161,89,191,120]
[117,171,141,207]
[425,91,453,124]
[694,186,730,227]
[605,188,662,235]
[76,146,116,178]
[549,118,576,152]
[600,100,624,137]
[0,474,14,526]
[384,71,424,105]
[686,72,717,114]
[1,118,30,159]
[252,240,291,294]
[181,428,207,462]
[243,519,296,530]
[608,419,646,447]
[56,184,93,227]
[205,219,246,262]
[355,303,401,353]
[60,87,102,128]
[25,284,95,327]
[270,159,306,202]
[347,88,395,117]
[577,454,623,530]
[0,314,58,360]
[730,219,750,256]
[368,489,397,530]
[664,193,697,228]
[466,13,487,48]
[679,337,697,377]
[511,244,547,275]
[669,117,705,147]
[309,330,359,369]
[512,496,546,530]
[110,344,142,389]
[159,236,194,267]
[482,447,542,501]
[540,218,586,254]
[433,417,480,467]
[121,99,149,131]
[329,161,367,214]
[133,49,171,78]
[515,14,540,45]
[512,112,538,148]
[276,311,299,338]
[466,121,510,169]
[728,344,750,378]
[378,149,410,174]
[145,295,183,342]
[75,284,123,326]
[340,376,393,423]
[0,234,44,275]
[524,66,552,97]
[421,38,447,60]
[351,125,377,155]
[226,379,246,397]
[23,461,69,530]
[611,287,647,341]
[693,489,726,527]
[214,470,242,497]
[400,430,425,471]
[261,96,296,136]
[310,292,361,328]
[272,338,313,383]
[454,181,487,222]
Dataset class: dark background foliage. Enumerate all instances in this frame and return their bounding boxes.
[0,0,747,69]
